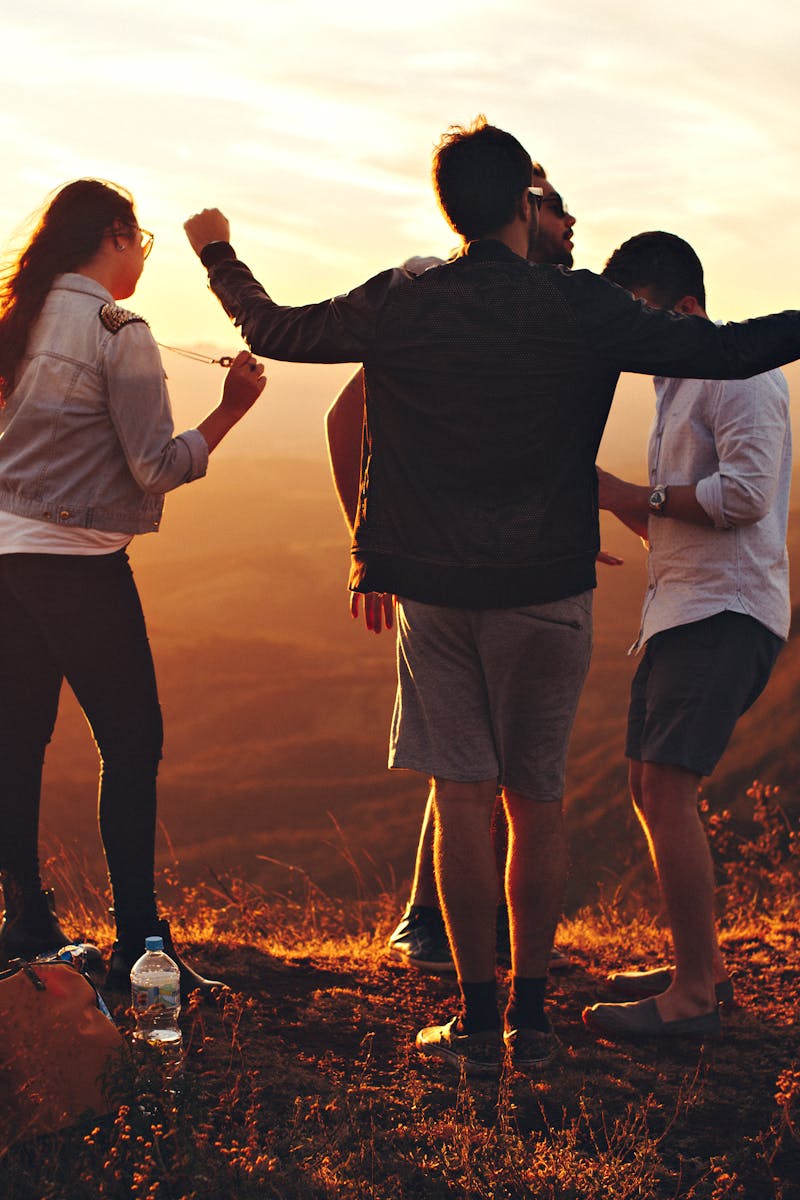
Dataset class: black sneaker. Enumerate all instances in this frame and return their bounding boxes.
[387,905,454,973]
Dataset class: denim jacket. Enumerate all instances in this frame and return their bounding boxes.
[203,238,800,608]
[0,274,208,534]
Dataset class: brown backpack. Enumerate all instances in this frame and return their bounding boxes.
[0,959,125,1148]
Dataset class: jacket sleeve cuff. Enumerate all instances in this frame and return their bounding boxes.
[200,241,236,269]
[176,428,210,480]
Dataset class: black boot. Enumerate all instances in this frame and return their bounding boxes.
[0,886,103,969]
[105,916,226,1003]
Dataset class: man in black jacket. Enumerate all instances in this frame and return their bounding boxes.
[185,116,800,1075]
[324,163,579,978]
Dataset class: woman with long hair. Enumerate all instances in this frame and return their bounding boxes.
[0,179,265,998]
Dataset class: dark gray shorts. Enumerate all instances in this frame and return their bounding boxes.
[389,592,593,802]
[626,611,783,777]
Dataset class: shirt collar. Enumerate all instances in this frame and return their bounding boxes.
[52,273,115,304]
[460,238,527,264]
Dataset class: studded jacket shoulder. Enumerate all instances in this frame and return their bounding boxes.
[98,302,149,334]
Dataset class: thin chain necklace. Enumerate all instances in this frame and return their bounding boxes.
[156,342,234,368]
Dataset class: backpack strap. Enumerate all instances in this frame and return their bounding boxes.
[98,302,148,334]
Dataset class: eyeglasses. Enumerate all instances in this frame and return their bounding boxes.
[105,225,154,259]
[528,187,544,211]
[138,228,154,259]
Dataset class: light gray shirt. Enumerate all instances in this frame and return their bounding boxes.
[635,360,792,650]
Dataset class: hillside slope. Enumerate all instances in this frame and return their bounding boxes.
[3,842,799,1199]
[36,454,800,909]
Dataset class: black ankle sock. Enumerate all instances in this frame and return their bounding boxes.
[460,979,500,1034]
[506,976,549,1033]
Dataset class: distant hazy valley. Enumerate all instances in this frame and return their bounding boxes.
[38,360,800,909]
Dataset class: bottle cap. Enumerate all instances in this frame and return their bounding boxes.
[145,936,164,952]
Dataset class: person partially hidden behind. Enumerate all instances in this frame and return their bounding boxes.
[324,163,579,976]
[583,232,791,1041]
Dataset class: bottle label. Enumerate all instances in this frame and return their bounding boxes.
[133,984,180,1010]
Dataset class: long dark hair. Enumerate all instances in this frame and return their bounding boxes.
[0,179,136,400]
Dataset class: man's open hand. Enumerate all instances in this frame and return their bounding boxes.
[349,591,395,634]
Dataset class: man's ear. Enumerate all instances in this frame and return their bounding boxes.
[674,295,702,316]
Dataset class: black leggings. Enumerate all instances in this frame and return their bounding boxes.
[0,550,163,926]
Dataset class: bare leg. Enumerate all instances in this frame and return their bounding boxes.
[491,793,509,897]
[432,777,498,982]
[503,790,567,978]
[407,788,438,908]
[631,759,725,1019]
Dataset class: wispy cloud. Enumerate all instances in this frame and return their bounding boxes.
[1,0,798,336]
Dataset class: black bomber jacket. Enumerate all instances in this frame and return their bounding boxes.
[202,239,800,608]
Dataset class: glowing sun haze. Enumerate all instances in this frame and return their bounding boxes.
[2,0,798,354]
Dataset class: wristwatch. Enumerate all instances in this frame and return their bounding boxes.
[648,484,668,517]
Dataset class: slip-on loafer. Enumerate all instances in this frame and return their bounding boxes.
[582,997,721,1041]
[606,967,734,1007]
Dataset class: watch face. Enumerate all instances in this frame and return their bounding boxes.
[649,487,666,512]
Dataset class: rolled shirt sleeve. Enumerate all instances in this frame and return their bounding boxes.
[694,371,790,529]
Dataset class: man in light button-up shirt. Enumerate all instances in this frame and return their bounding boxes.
[584,232,790,1042]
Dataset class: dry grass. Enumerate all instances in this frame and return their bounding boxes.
[2,783,799,1199]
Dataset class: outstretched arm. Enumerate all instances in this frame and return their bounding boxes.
[184,208,390,364]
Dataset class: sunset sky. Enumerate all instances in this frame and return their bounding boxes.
[2,0,798,356]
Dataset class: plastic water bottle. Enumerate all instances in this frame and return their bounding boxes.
[130,936,183,1082]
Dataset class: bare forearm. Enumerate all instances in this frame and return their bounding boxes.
[326,369,366,536]
[196,405,248,454]
[598,469,714,534]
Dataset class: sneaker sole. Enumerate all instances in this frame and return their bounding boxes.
[507,1044,560,1069]
[504,1033,560,1070]
[415,1042,501,1077]
[387,946,455,973]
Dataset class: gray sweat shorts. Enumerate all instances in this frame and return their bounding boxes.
[389,592,593,802]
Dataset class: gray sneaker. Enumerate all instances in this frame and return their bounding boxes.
[504,1024,560,1069]
[387,906,454,973]
[416,1015,503,1077]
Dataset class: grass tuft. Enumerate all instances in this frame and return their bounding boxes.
[2,782,799,1197]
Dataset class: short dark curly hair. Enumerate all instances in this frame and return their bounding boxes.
[602,231,706,310]
[432,115,532,241]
